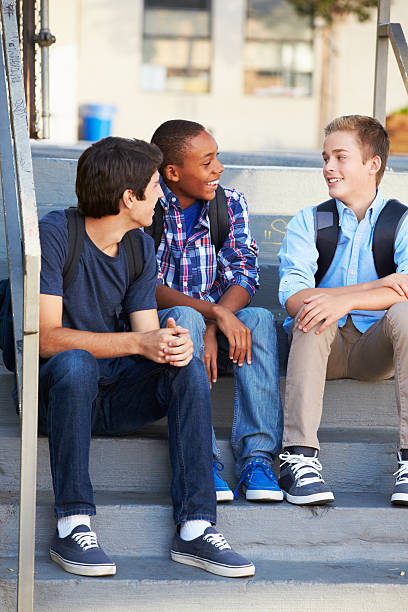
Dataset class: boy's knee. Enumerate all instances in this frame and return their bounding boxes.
[385,302,408,332]
[49,349,98,386]
[236,306,275,332]
[163,306,205,335]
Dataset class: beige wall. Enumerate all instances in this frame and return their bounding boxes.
[48,0,408,150]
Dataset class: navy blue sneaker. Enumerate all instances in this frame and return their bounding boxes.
[391,452,408,505]
[50,525,116,576]
[171,526,255,577]
[279,449,334,505]
[213,460,233,502]
[235,457,283,501]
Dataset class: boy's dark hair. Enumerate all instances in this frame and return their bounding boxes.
[325,115,390,186]
[151,119,206,174]
[76,136,163,218]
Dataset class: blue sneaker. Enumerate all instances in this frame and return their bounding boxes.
[213,460,234,502]
[171,526,255,577]
[50,525,116,576]
[235,457,284,502]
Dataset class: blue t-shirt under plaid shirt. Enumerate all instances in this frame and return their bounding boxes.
[154,180,259,302]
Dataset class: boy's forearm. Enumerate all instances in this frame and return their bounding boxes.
[285,280,400,317]
[156,284,218,318]
[346,286,406,312]
[39,326,142,359]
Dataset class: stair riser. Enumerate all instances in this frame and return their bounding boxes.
[1,499,407,562]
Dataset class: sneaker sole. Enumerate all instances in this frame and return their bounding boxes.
[284,491,334,505]
[50,549,117,577]
[216,490,234,502]
[391,493,408,505]
[171,550,255,578]
[244,487,284,502]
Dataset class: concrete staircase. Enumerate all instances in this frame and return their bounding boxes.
[1,157,408,610]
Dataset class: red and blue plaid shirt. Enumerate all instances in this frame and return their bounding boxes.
[155,181,259,302]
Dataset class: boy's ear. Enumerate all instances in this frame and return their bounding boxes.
[163,164,181,183]
[368,155,382,176]
[121,188,136,209]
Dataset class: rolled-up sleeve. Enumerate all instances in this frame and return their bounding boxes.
[278,206,318,308]
[394,213,408,274]
[217,189,259,299]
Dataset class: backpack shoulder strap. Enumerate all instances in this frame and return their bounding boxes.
[121,230,144,284]
[373,199,408,278]
[63,208,85,292]
[314,198,339,287]
[144,199,164,253]
[208,185,229,254]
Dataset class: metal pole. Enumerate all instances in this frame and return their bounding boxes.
[34,0,56,139]
[373,0,391,125]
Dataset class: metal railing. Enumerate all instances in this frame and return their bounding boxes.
[374,0,408,125]
[0,1,41,611]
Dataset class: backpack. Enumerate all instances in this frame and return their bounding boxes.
[314,198,408,287]
[144,184,229,253]
[0,208,145,372]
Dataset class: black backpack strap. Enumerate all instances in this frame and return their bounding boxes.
[372,199,408,278]
[208,185,229,254]
[144,199,164,253]
[121,230,143,284]
[63,208,85,293]
[314,198,339,287]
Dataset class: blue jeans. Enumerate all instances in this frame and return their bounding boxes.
[38,350,216,525]
[158,306,283,477]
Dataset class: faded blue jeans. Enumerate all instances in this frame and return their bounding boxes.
[38,350,216,525]
[158,306,283,477]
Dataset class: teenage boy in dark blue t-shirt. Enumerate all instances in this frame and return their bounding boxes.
[38,137,254,579]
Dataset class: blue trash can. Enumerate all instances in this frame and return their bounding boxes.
[79,104,117,141]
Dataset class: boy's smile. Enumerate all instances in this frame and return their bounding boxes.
[322,130,379,211]
[164,130,224,209]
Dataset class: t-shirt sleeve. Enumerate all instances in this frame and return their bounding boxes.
[39,211,68,297]
[123,232,158,313]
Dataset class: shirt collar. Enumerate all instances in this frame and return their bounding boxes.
[336,189,386,227]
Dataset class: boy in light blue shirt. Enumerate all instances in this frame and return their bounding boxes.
[278,115,408,506]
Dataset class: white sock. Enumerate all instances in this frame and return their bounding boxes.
[180,520,211,541]
[57,514,91,538]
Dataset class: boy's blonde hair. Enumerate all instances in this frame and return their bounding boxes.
[325,115,390,185]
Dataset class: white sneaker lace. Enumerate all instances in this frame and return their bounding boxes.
[393,455,408,485]
[279,451,325,487]
[72,530,99,551]
[203,532,231,551]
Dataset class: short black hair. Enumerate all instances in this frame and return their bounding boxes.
[151,119,206,174]
[76,136,163,218]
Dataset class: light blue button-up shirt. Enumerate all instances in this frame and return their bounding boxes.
[278,190,408,334]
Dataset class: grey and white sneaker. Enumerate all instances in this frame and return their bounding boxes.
[171,527,255,578]
[50,525,116,577]
[391,452,408,505]
[279,448,334,505]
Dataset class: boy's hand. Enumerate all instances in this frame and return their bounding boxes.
[204,321,218,388]
[137,318,193,366]
[213,306,252,367]
[299,293,352,334]
[377,273,408,298]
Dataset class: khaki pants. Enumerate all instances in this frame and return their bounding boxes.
[283,302,408,450]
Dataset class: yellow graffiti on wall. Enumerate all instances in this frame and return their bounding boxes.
[261,218,288,245]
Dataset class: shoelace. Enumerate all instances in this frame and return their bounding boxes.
[72,530,99,551]
[234,458,275,498]
[279,451,324,487]
[203,532,231,551]
[393,457,408,484]
[213,460,226,475]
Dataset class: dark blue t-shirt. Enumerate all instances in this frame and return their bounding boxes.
[39,210,157,334]
[183,200,203,238]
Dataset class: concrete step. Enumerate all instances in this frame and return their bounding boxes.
[2,555,408,611]
[0,422,400,494]
[1,491,408,561]
[0,369,398,429]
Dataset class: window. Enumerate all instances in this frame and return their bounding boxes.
[245,0,313,96]
[142,0,211,93]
